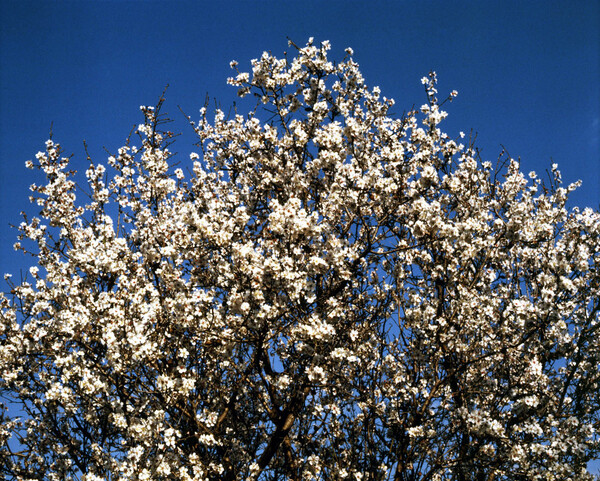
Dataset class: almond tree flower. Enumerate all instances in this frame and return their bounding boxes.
[1,39,599,481]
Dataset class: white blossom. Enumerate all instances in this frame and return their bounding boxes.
[0,39,598,481]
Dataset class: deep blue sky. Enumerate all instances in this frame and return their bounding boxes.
[1,1,599,276]
[0,0,599,472]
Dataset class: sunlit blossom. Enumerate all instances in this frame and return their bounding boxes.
[0,39,598,481]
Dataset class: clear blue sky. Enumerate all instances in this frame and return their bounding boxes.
[1,0,599,470]
[1,0,599,275]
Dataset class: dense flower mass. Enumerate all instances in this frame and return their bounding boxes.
[1,39,599,481]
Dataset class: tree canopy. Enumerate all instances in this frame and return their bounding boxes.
[1,39,599,481]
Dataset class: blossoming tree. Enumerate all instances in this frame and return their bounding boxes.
[1,39,599,481]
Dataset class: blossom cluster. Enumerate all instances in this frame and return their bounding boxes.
[1,39,599,481]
